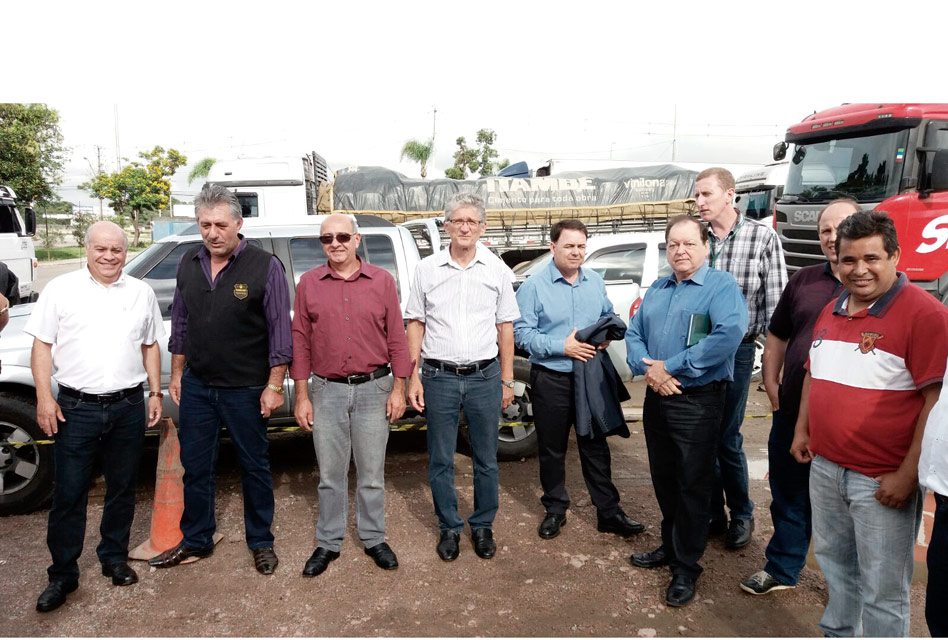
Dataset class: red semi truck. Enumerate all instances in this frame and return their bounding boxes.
[774,103,948,302]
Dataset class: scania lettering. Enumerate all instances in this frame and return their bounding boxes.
[773,103,948,303]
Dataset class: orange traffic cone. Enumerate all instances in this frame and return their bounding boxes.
[129,418,185,560]
[129,418,223,561]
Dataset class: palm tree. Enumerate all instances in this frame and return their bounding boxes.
[400,139,434,179]
[187,157,216,185]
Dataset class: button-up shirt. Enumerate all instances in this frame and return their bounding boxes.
[625,264,747,387]
[513,260,614,373]
[168,237,292,367]
[404,243,520,364]
[24,268,165,394]
[289,259,411,380]
[709,215,787,339]
[921,357,948,496]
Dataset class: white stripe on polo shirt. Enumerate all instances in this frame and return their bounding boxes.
[809,339,916,391]
[405,243,520,364]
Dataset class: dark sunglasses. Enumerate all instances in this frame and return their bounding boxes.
[319,233,353,245]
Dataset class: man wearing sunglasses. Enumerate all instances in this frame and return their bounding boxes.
[290,213,411,577]
[406,193,520,562]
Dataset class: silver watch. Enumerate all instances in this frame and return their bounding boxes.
[501,380,515,388]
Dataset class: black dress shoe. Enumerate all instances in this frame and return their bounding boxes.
[364,542,399,570]
[471,528,496,559]
[102,561,138,586]
[665,574,696,607]
[253,547,279,575]
[538,512,567,539]
[36,580,78,613]
[725,517,754,549]
[437,530,460,562]
[302,547,339,577]
[597,511,646,537]
[630,546,670,569]
[148,542,214,568]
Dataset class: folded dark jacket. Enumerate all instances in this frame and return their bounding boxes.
[573,315,630,439]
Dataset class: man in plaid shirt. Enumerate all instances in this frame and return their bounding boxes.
[696,167,787,549]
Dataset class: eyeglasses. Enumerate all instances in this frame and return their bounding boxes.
[319,233,353,245]
[448,219,483,229]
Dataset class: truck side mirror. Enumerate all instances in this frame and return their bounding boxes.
[23,207,36,236]
[932,149,948,192]
[773,142,788,162]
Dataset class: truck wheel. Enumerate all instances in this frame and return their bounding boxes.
[459,356,537,460]
[0,393,54,515]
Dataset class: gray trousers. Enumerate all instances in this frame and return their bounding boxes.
[311,374,392,552]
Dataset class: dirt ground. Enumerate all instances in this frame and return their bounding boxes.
[0,383,931,637]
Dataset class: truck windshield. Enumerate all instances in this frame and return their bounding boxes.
[736,189,773,221]
[783,130,909,203]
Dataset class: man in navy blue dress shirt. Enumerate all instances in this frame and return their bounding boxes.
[625,215,747,607]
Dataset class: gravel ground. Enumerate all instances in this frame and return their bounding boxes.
[0,384,931,637]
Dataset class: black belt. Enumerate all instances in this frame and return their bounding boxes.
[741,335,759,344]
[424,358,496,375]
[318,365,390,385]
[681,380,728,394]
[58,383,143,404]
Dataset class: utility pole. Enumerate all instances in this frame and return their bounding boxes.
[95,145,104,218]
[672,104,677,162]
[432,105,437,143]
[114,104,122,170]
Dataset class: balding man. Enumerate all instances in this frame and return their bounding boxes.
[26,222,164,612]
[741,199,857,595]
[291,213,411,577]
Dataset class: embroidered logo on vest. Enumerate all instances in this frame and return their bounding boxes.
[233,283,249,300]
[857,331,883,354]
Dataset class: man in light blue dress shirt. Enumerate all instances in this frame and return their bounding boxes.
[515,219,646,542]
[625,215,747,607]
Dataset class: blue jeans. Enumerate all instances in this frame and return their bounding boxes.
[178,369,275,551]
[927,492,948,637]
[764,408,812,585]
[422,359,501,533]
[310,375,392,552]
[810,455,922,637]
[710,340,755,522]
[47,389,146,582]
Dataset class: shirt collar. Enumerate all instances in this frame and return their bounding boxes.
[195,235,247,263]
[545,258,588,285]
[86,268,126,288]
[438,242,490,269]
[658,262,710,288]
[833,271,907,318]
[315,256,371,281]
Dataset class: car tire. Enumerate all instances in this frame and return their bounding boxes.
[459,356,537,461]
[0,392,54,515]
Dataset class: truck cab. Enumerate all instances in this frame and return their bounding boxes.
[735,161,787,230]
[0,185,38,302]
[774,103,948,303]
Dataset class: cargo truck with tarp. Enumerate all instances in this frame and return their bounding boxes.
[331,164,699,267]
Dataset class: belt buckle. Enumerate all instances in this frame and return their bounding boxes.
[99,391,121,403]
[455,364,476,375]
[347,373,369,385]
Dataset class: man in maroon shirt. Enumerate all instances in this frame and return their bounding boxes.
[291,213,411,577]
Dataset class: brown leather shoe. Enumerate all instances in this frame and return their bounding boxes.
[252,547,278,575]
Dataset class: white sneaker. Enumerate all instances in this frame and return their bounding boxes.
[740,570,795,595]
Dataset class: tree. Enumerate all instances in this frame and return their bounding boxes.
[81,146,186,246]
[0,104,67,203]
[188,157,216,185]
[400,140,434,179]
[444,129,510,179]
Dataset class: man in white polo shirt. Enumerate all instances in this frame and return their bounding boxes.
[26,221,164,613]
[406,193,520,563]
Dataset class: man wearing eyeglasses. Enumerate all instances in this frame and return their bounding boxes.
[406,193,520,563]
[290,213,411,577]
[150,184,292,575]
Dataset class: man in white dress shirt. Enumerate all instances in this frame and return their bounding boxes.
[26,221,164,613]
[919,378,948,636]
[406,193,520,563]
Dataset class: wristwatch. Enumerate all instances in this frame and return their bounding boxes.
[267,383,284,394]
[501,380,515,388]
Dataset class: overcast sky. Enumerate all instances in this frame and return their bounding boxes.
[9,0,948,208]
